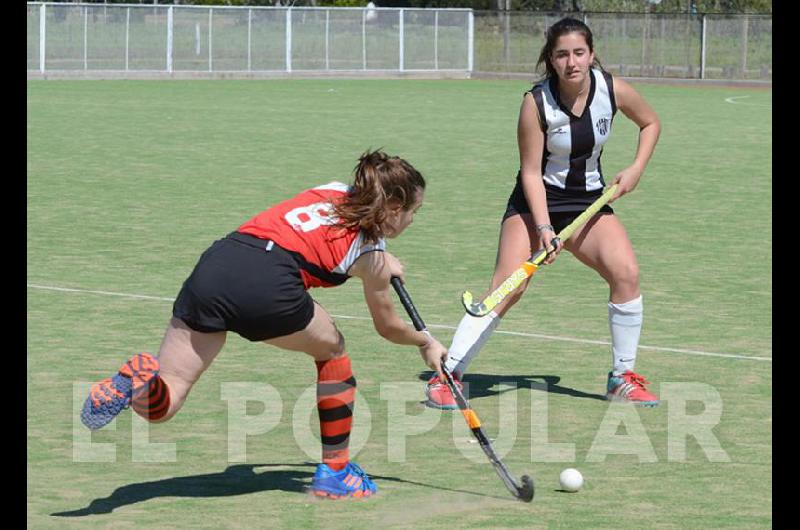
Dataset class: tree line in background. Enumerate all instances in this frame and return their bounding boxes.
[38,0,773,14]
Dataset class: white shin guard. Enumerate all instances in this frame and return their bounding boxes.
[608,294,643,376]
[445,311,500,379]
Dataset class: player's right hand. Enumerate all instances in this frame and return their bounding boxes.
[419,336,447,379]
[539,230,562,265]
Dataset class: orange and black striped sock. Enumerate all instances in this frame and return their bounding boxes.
[316,354,355,472]
[131,375,171,422]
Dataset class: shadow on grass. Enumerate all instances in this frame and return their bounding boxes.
[418,371,607,402]
[51,462,506,516]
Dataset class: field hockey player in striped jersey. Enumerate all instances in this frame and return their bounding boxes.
[426,17,662,409]
[81,150,448,499]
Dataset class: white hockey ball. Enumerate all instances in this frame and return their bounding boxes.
[559,468,584,492]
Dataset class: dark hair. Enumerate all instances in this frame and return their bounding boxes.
[536,17,603,80]
[331,149,426,243]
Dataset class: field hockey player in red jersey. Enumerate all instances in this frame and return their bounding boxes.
[81,149,448,499]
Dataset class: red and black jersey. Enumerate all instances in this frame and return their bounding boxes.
[237,182,386,289]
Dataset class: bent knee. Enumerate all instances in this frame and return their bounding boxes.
[330,330,346,357]
[618,262,640,285]
[608,262,640,291]
[312,329,346,360]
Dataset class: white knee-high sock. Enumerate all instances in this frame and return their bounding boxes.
[445,311,500,379]
[608,295,643,376]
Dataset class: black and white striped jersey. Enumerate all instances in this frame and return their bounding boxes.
[529,68,617,194]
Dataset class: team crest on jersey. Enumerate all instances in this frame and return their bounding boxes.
[595,117,610,136]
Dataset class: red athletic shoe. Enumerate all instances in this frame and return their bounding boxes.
[606,371,659,407]
[424,374,461,410]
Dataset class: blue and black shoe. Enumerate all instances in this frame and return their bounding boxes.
[81,353,160,430]
[310,462,378,499]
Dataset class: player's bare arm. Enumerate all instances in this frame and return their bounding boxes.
[350,251,447,374]
[518,92,561,263]
[611,77,661,202]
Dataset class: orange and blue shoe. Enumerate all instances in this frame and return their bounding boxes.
[81,353,160,430]
[424,374,461,410]
[606,370,660,407]
[310,462,378,499]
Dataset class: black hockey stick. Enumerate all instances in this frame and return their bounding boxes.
[390,276,535,502]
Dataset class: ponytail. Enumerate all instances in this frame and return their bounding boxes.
[332,149,425,243]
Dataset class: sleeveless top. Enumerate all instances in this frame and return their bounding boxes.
[238,182,386,288]
[528,68,617,195]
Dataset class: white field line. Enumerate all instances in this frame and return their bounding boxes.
[27,284,176,302]
[27,283,771,363]
[724,95,771,107]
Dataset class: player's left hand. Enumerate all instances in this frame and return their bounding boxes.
[610,165,643,202]
[382,252,406,283]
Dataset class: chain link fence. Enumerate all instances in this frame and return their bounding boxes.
[473,10,771,81]
[27,2,473,75]
[27,2,770,82]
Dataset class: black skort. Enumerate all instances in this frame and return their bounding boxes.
[172,232,315,342]
[503,172,614,232]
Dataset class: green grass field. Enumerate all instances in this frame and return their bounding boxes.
[27,79,771,528]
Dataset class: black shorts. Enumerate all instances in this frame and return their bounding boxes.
[502,172,614,232]
[172,232,315,342]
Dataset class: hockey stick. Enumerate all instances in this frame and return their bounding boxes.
[462,184,618,317]
[390,277,535,503]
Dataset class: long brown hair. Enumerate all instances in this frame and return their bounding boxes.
[535,17,604,81]
[331,149,425,244]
